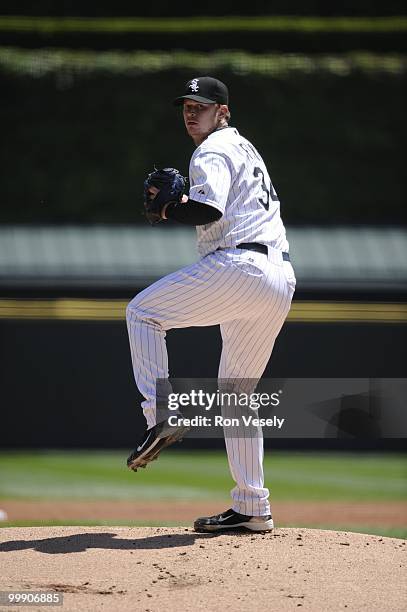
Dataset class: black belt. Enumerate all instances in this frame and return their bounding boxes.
[236,242,290,261]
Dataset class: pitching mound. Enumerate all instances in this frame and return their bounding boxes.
[1,527,405,611]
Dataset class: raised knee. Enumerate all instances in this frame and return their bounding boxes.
[126,297,158,328]
[126,297,142,322]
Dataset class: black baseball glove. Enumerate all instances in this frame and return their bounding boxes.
[143,167,187,225]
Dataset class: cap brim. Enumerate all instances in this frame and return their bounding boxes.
[173,94,217,106]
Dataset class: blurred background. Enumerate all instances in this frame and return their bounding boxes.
[0,2,406,535]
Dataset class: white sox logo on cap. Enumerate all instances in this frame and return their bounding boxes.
[173,76,229,106]
[189,78,199,93]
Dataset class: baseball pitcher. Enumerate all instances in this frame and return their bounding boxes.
[126,76,296,532]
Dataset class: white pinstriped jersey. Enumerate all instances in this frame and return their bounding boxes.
[188,127,289,258]
[127,125,296,518]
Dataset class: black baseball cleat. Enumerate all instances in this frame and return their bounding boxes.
[194,508,274,533]
[127,420,190,471]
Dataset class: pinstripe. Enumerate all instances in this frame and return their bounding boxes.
[126,124,295,517]
[133,254,275,329]
[127,253,294,510]
[217,264,293,514]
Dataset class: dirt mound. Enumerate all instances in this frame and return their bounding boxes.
[0,526,405,611]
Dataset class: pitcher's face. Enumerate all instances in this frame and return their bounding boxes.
[183,100,227,145]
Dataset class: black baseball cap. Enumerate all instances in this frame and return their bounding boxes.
[173,76,229,106]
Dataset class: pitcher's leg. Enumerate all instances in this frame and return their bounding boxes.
[126,253,266,428]
[219,296,292,516]
[126,311,169,429]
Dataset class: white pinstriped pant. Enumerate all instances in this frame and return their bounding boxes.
[126,246,296,516]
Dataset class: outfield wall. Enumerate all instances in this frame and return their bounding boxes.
[1,315,405,450]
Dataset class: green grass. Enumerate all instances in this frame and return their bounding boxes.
[1,451,405,538]
[0,450,405,502]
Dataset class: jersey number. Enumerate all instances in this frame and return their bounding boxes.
[253,167,278,210]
